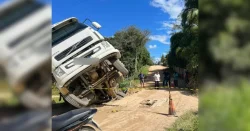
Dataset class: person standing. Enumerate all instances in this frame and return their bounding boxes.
[163,70,170,87]
[173,72,179,88]
[154,72,160,88]
[138,72,145,88]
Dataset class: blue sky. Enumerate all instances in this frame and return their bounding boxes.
[0,0,184,62]
[51,0,184,62]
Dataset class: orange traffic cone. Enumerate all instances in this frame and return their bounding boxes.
[170,81,174,88]
[168,94,176,116]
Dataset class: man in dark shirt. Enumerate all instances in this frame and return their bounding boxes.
[163,70,170,87]
[138,72,145,87]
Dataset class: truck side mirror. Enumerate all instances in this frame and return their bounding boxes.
[92,22,101,30]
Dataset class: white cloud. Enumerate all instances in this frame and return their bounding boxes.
[167,30,173,35]
[150,0,184,19]
[162,21,174,28]
[157,21,174,30]
[162,52,167,55]
[158,19,181,30]
[149,35,169,44]
[149,44,157,49]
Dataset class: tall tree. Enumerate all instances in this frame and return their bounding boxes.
[168,0,198,74]
[105,26,152,76]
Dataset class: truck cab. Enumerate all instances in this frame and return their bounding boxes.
[52,17,128,108]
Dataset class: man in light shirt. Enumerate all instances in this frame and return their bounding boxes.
[154,72,160,88]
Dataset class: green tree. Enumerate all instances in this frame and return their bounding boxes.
[168,0,198,73]
[199,0,250,130]
[160,54,167,66]
[105,26,152,76]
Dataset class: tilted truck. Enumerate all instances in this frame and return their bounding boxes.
[0,0,51,109]
[52,17,128,108]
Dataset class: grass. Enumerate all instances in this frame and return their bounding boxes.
[52,95,65,104]
[51,83,64,104]
[199,80,250,131]
[167,111,198,131]
[52,83,60,95]
[0,80,20,106]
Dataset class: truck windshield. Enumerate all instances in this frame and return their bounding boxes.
[52,22,88,47]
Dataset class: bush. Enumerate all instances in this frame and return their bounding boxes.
[168,111,198,131]
[52,83,60,95]
[199,80,250,131]
[133,65,150,80]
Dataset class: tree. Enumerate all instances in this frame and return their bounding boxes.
[167,0,198,73]
[166,0,198,89]
[199,1,250,130]
[105,26,152,76]
[160,54,167,66]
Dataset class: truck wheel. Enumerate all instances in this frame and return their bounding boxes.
[116,91,126,97]
[115,91,126,100]
[79,126,96,131]
[113,60,128,75]
[61,94,82,108]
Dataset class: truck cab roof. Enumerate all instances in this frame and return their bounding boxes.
[52,17,78,31]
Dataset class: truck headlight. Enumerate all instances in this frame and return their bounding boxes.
[101,41,110,48]
[54,67,65,77]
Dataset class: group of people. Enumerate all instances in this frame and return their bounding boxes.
[138,70,181,88]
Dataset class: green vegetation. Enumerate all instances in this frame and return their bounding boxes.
[199,0,250,130]
[52,96,64,104]
[200,81,250,131]
[168,111,198,131]
[166,0,198,73]
[0,95,19,106]
[52,83,60,95]
[139,65,149,75]
[119,65,149,89]
[160,0,198,87]
[106,26,153,77]
[0,80,20,106]
[160,55,167,66]
[52,83,64,104]
[199,0,250,82]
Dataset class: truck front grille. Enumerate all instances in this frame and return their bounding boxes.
[55,36,93,61]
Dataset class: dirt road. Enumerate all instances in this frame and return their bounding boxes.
[143,65,167,87]
[93,65,198,131]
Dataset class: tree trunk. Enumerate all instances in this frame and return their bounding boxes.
[135,50,138,74]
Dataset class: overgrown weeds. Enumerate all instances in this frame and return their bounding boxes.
[167,111,198,131]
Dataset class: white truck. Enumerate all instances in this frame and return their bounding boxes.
[0,0,51,109]
[52,17,128,108]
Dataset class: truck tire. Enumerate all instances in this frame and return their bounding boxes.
[116,91,126,97]
[115,91,126,100]
[62,94,82,108]
[113,60,128,75]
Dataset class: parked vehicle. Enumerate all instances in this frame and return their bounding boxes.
[52,17,128,108]
[52,108,101,131]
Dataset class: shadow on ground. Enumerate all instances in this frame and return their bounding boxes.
[145,110,179,117]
